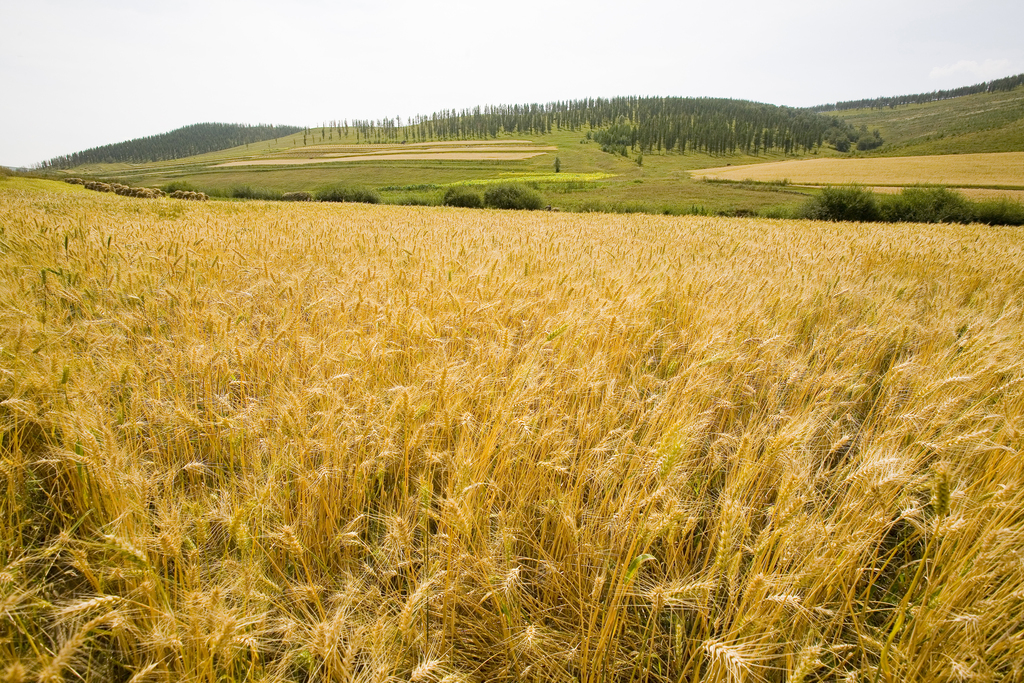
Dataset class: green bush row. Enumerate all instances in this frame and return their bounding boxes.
[316,186,382,204]
[800,185,1024,226]
[160,183,384,204]
[442,183,545,210]
[228,185,282,201]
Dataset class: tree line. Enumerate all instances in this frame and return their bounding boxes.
[42,123,302,169]
[585,98,855,156]
[43,96,877,169]
[809,73,1024,112]
[326,97,859,155]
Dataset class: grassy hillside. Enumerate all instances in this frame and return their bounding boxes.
[42,123,303,169]
[2,178,1024,681]
[833,87,1024,155]
[46,84,1024,215]
[56,126,824,216]
[47,96,864,216]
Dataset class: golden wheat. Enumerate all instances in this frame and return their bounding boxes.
[1,178,1023,681]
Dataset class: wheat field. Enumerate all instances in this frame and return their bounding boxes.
[692,152,1024,188]
[2,179,1023,682]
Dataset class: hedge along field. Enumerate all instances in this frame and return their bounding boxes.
[692,151,1024,189]
[1,179,1024,682]
[868,186,1024,202]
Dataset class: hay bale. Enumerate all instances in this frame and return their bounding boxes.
[169,190,208,201]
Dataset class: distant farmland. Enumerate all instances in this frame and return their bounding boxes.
[213,140,558,166]
[692,151,1024,189]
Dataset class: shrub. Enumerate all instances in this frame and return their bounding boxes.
[230,186,281,201]
[856,129,884,151]
[878,186,973,224]
[316,186,382,204]
[800,185,879,222]
[971,198,1024,226]
[483,183,544,211]
[442,186,483,209]
[796,185,1022,226]
[282,191,313,202]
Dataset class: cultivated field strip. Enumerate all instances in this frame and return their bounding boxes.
[214,152,552,167]
[692,151,1024,188]
[1,181,1023,682]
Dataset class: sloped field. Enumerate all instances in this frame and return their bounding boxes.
[692,151,1024,188]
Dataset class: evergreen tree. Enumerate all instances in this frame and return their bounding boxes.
[41,123,302,169]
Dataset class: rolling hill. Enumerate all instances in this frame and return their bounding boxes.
[38,75,1024,217]
[830,86,1024,156]
[41,123,303,169]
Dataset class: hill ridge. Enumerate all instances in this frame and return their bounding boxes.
[42,122,302,169]
[809,72,1024,112]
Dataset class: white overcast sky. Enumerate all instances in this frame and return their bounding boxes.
[1,0,1022,167]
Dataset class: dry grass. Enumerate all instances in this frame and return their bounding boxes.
[2,178,1024,682]
[692,151,1024,188]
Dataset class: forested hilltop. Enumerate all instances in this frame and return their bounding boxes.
[810,72,1024,112]
[333,96,860,155]
[42,123,302,169]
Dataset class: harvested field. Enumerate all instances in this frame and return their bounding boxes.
[3,178,1024,682]
[692,151,1024,188]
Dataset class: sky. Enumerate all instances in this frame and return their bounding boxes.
[1,0,1022,168]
